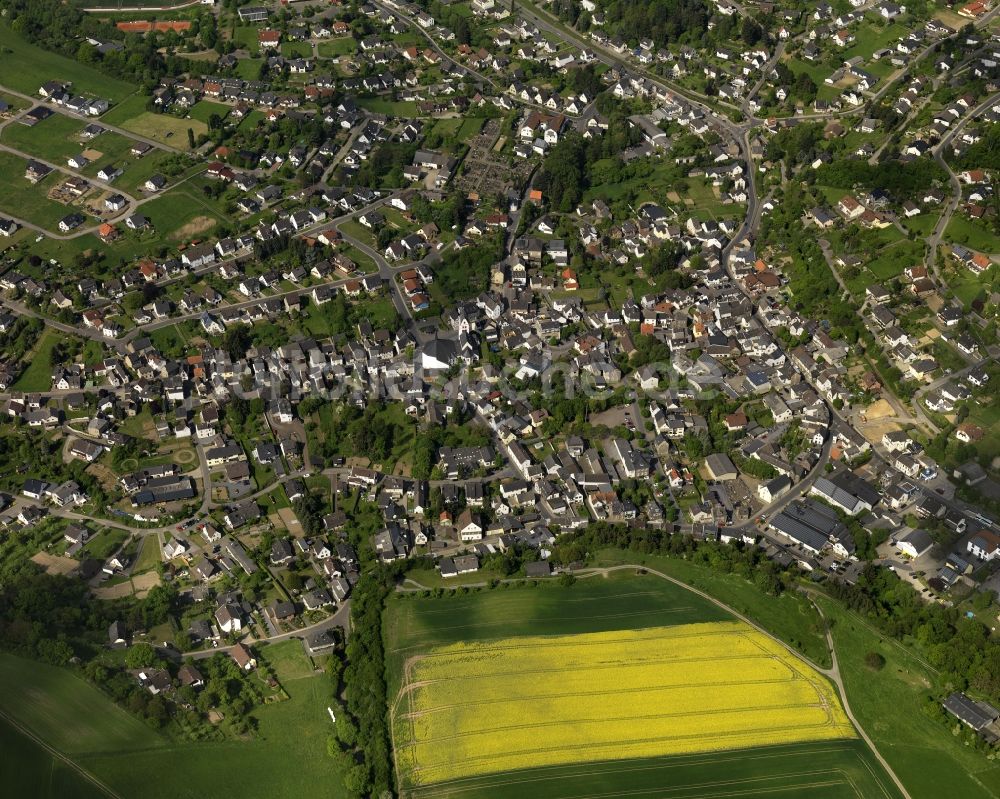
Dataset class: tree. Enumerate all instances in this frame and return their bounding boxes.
[343,764,370,797]
[187,127,196,149]
[125,642,159,669]
[222,326,251,362]
[334,712,359,747]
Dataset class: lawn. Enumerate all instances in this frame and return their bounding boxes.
[79,132,147,177]
[964,398,1000,462]
[840,21,908,63]
[317,37,357,58]
[147,323,192,357]
[903,213,938,238]
[357,98,420,117]
[280,41,312,59]
[427,117,461,138]
[339,219,377,247]
[815,596,1000,799]
[132,535,161,575]
[13,328,59,391]
[0,25,135,101]
[867,239,924,280]
[386,572,899,799]
[101,95,207,150]
[427,116,484,145]
[0,152,83,231]
[583,156,688,217]
[685,177,742,221]
[234,57,266,82]
[948,268,992,312]
[0,90,29,112]
[187,100,231,125]
[457,117,486,141]
[259,639,318,682]
[237,108,266,131]
[80,529,129,561]
[231,26,262,55]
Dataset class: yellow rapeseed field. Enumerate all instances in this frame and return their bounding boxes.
[393,621,855,787]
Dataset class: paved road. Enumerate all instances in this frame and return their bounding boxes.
[926,89,1000,282]
[803,595,913,799]
[0,83,181,155]
[0,105,143,239]
[186,598,352,661]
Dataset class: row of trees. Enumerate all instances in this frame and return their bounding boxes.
[551,523,794,598]
[341,563,401,796]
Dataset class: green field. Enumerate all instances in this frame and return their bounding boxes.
[2,114,164,193]
[187,100,230,125]
[0,111,86,162]
[406,740,902,799]
[815,596,1000,799]
[0,717,108,799]
[685,177,743,221]
[0,654,163,756]
[903,213,938,238]
[113,149,192,196]
[132,535,161,575]
[385,572,900,799]
[867,239,924,280]
[0,25,135,101]
[581,157,715,220]
[0,90,29,113]
[101,95,207,150]
[946,214,1000,254]
[591,551,832,666]
[140,183,228,242]
[0,152,80,231]
[0,641,346,799]
[12,329,60,391]
[385,573,729,678]
[840,22,908,63]
[80,132,149,179]
[234,58,266,82]
[427,116,484,142]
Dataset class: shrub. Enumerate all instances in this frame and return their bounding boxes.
[864,651,886,671]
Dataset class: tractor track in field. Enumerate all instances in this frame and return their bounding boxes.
[390,564,911,799]
[0,708,123,799]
